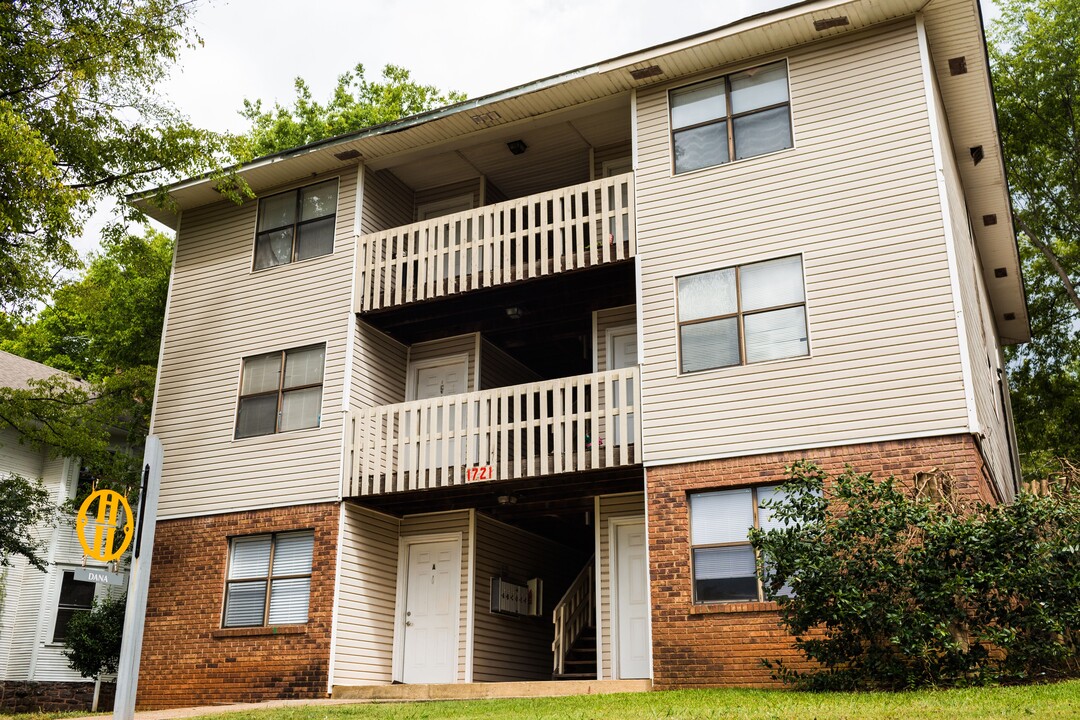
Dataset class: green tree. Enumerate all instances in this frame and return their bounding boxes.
[239,63,466,157]
[989,0,1080,477]
[63,593,126,683]
[0,231,174,500]
[0,472,58,571]
[0,0,224,315]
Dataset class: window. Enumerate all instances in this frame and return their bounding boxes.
[223,531,314,627]
[670,60,792,174]
[253,179,338,270]
[689,486,788,603]
[235,345,325,439]
[53,570,95,642]
[677,255,808,373]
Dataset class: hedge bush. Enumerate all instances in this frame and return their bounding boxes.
[749,461,1080,689]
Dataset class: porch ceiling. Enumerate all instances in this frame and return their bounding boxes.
[348,464,645,549]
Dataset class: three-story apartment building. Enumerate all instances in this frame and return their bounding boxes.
[132,0,1027,706]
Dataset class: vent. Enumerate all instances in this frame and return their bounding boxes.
[970,146,984,165]
[813,16,850,31]
[470,111,502,125]
[983,214,998,226]
[994,267,1009,278]
[1004,312,1016,321]
[629,65,663,80]
[949,57,968,75]
[333,149,361,161]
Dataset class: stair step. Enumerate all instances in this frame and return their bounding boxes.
[553,673,598,680]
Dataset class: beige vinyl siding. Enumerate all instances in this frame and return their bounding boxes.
[153,170,357,519]
[352,321,407,412]
[485,178,509,205]
[333,504,400,685]
[409,334,479,394]
[594,141,633,179]
[471,514,581,682]
[595,306,637,372]
[930,73,1013,499]
[478,339,542,390]
[597,493,645,680]
[361,168,414,235]
[635,21,970,465]
[414,179,481,218]
[400,511,471,682]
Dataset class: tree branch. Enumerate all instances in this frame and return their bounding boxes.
[1014,213,1080,313]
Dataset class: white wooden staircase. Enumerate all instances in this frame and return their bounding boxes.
[552,556,596,680]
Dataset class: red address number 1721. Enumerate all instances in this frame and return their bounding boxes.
[465,466,494,482]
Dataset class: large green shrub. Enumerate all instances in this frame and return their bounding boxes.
[62,593,126,680]
[749,461,1080,689]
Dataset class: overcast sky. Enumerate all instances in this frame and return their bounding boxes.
[75,0,1002,255]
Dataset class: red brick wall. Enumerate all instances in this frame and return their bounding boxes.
[137,503,339,709]
[646,434,998,689]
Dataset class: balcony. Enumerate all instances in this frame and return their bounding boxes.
[356,173,636,312]
[345,367,641,496]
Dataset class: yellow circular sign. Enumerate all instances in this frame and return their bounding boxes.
[75,490,134,562]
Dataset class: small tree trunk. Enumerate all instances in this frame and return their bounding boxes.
[92,677,101,712]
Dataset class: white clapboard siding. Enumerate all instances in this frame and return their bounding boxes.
[153,170,357,519]
[352,321,408,413]
[597,493,645,680]
[348,368,641,497]
[472,514,581,682]
[478,339,542,391]
[333,504,401,685]
[635,20,972,465]
[361,168,415,235]
[931,74,1013,498]
[400,511,471,682]
[356,173,636,312]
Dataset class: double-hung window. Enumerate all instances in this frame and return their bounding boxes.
[223,531,314,627]
[670,60,792,174]
[254,179,338,270]
[678,255,808,373]
[689,486,789,603]
[235,345,325,439]
[52,570,96,642]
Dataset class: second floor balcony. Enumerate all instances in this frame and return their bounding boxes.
[345,366,640,497]
[355,172,636,312]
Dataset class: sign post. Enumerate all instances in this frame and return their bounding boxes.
[112,436,162,720]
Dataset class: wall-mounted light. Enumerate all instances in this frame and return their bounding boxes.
[507,139,528,155]
[505,307,523,320]
[497,495,518,505]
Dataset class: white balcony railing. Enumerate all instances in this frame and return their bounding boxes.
[346,367,640,496]
[356,173,635,312]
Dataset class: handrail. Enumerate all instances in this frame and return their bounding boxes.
[356,172,635,311]
[552,556,595,676]
[347,367,640,496]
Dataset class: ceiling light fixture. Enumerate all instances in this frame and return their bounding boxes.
[507,139,528,155]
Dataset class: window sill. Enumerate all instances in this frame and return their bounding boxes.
[690,600,779,615]
[212,625,308,639]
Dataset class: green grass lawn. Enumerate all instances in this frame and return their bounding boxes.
[4,681,1079,720]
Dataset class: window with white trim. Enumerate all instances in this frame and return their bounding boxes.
[689,486,789,603]
[235,345,325,439]
[222,531,314,627]
[677,255,808,373]
[253,179,338,270]
[670,60,792,174]
[52,570,96,642]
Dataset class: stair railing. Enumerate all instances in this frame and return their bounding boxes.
[552,555,595,676]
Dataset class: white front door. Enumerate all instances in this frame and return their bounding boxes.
[615,520,650,679]
[608,327,637,445]
[402,539,459,683]
[407,357,468,469]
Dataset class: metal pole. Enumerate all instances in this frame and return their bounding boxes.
[112,436,162,720]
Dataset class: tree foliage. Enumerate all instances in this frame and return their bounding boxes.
[0,472,58,571]
[0,0,224,314]
[750,461,1080,689]
[0,231,173,501]
[989,0,1080,477]
[62,593,126,680]
[238,63,466,157]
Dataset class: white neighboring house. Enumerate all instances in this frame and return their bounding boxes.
[0,350,121,711]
